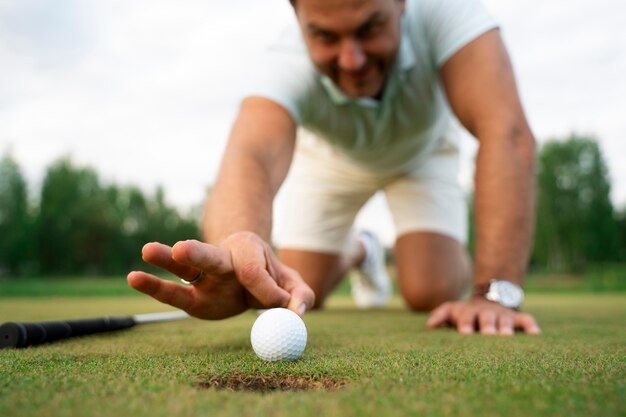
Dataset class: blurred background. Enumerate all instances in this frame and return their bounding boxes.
[0,0,625,290]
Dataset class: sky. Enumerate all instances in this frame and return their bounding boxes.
[1,0,625,244]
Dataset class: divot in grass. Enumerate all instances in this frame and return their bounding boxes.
[196,373,348,393]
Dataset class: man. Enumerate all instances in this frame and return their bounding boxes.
[128,0,541,335]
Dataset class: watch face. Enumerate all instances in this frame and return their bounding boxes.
[492,281,524,309]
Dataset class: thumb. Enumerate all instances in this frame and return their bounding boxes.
[287,286,315,316]
[280,265,316,316]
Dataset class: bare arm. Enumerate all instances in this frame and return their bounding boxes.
[205,97,297,243]
[428,29,540,335]
[441,29,535,289]
[128,97,315,319]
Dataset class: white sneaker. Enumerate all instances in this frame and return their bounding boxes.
[350,231,391,308]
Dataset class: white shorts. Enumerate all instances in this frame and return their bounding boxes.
[273,130,468,253]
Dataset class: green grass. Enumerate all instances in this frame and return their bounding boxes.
[1,292,624,417]
[1,261,625,298]
[0,275,179,297]
[526,263,626,292]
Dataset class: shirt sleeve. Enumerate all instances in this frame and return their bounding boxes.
[241,26,316,124]
[415,0,500,67]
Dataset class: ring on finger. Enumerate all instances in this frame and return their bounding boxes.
[180,271,205,285]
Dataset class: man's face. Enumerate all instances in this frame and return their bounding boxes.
[294,0,405,99]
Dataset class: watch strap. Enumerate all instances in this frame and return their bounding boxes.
[472,281,494,297]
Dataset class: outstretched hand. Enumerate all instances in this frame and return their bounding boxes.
[426,297,541,336]
[127,232,315,320]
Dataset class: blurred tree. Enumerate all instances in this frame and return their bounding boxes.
[145,186,200,246]
[37,158,201,275]
[37,157,117,274]
[0,152,33,276]
[111,185,150,271]
[618,206,626,261]
[4,155,201,277]
[533,134,620,272]
[108,184,200,272]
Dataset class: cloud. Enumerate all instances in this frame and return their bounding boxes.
[0,0,625,217]
[483,0,626,206]
[0,0,93,69]
[0,0,294,207]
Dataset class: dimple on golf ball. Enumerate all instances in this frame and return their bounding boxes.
[250,308,307,362]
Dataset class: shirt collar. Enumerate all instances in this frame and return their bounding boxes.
[320,16,416,106]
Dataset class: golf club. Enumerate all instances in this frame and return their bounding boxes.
[0,310,190,349]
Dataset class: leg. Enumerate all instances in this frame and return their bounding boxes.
[395,231,471,311]
[273,130,380,308]
[278,248,363,309]
[383,144,470,311]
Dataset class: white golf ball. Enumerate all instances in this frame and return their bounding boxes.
[250,308,307,362]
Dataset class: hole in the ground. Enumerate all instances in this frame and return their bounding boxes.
[197,373,347,392]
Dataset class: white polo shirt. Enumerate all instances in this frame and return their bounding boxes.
[247,0,498,175]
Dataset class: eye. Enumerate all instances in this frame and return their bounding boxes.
[357,22,383,39]
[313,31,338,44]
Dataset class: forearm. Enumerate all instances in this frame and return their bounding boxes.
[432,30,541,334]
[202,98,296,244]
[473,126,536,287]
[204,150,276,243]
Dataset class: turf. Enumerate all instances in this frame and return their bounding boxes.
[2,263,626,298]
[1,292,624,417]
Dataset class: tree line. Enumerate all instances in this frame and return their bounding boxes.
[466,133,623,272]
[1,133,625,278]
[0,155,200,277]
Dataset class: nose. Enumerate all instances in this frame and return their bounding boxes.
[338,39,366,71]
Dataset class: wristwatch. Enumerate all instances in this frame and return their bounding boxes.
[473,280,524,310]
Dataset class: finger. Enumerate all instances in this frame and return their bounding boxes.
[142,242,198,280]
[514,313,542,335]
[426,302,453,329]
[237,265,291,308]
[478,310,497,335]
[456,308,477,335]
[287,286,314,316]
[171,240,234,276]
[127,271,194,311]
[497,314,515,336]
[231,245,291,308]
[279,265,316,316]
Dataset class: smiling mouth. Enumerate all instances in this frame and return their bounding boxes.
[340,64,374,81]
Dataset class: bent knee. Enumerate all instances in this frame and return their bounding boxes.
[402,287,464,312]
